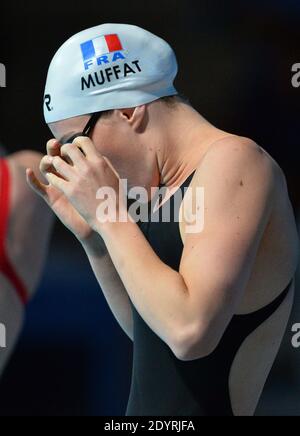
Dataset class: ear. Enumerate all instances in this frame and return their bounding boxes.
[118,105,147,133]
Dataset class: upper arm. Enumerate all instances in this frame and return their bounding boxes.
[179,137,275,357]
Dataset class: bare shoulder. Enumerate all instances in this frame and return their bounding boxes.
[193,134,283,188]
[202,135,273,169]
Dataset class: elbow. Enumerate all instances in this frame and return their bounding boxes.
[171,321,220,362]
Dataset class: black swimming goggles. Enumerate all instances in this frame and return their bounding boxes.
[60,111,102,145]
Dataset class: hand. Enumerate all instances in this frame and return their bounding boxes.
[43,136,127,234]
[26,139,95,242]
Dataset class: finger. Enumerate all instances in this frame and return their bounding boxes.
[40,155,54,176]
[61,143,86,165]
[47,139,61,157]
[52,156,76,181]
[40,155,69,181]
[45,172,68,193]
[26,168,48,199]
[40,155,61,178]
[73,136,98,160]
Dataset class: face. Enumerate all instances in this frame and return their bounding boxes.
[48,110,157,191]
[49,115,91,145]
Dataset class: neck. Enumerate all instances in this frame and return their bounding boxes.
[152,102,223,189]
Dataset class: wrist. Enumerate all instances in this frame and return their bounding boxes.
[80,231,107,257]
[96,215,139,247]
[93,206,132,235]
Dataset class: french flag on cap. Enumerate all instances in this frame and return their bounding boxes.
[81,34,123,61]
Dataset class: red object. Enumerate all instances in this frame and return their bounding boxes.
[105,34,123,53]
[0,159,28,305]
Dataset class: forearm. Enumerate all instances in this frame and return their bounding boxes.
[81,233,134,341]
[99,219,191,350]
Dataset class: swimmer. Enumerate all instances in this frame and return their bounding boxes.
[0,149,53,375]
[28,24,299,416]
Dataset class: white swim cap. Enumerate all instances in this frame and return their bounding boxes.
[44,23,179,123]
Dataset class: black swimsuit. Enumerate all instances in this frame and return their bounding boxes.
[125,172,293,416]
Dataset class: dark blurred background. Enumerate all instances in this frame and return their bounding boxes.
[0,0,299,416]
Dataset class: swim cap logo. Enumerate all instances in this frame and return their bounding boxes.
[79,33,143,92]
[81,34,126,71]
[44,94,53,112]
